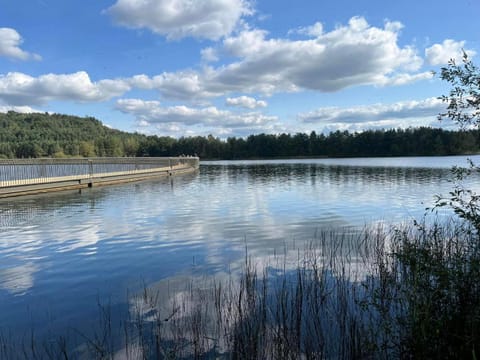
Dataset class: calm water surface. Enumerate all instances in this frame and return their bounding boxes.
[1,156,479,339]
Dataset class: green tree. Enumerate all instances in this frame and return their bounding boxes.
[79,141,96,157]
[435,53,480,232]
[438,52,480,128]
[123,138,139,157]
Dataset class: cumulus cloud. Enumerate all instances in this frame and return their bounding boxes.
[116,98,277,135]
[20,16,429,109]
[0,105,38,113]
[201,47,219,62]
[425,39,476,65]
[226,95,267,109]
[215,17,424,93]
[0,16,461,132]
[289,22,324,37]
[127,17,427,101]
[298,97,445,124]
[0,71,130,105]
[126,71,220,100]
[318,119,434,135]
[105,0,253,40]
[0,28,41,61]
[379,71,434,86]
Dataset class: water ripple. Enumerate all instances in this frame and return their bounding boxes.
[1,157,479,338]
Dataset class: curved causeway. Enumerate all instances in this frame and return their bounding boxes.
[0,157,199,198]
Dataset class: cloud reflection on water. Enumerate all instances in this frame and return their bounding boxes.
[0,157,479,341]
[0,262,38,295]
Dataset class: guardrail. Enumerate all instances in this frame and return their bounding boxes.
[0,157,199,197]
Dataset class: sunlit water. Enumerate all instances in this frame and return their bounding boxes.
[1,156,479,341]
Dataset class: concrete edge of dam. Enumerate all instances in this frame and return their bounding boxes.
[0,157,199,198]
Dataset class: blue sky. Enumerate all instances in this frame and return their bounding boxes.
[0,0,478,138]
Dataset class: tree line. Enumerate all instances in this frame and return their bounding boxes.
[1,111,479,159]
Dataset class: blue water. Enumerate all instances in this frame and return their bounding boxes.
[0,156,479,340]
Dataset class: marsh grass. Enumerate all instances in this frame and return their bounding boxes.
[2,220,480,359]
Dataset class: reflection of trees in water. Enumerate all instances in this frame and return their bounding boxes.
[0,189,104,228]
[0,172,198,228]
[2,164,478,358]
[206,163,452,186]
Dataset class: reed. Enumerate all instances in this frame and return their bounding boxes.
[2,220,480,359]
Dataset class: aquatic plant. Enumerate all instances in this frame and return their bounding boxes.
[2,220,480,359]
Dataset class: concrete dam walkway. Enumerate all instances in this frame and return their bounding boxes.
[0,157,199,198]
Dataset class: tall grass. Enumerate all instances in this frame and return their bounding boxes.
[2,220,480,359]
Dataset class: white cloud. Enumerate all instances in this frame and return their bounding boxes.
[0,16,462,133]
[0,28,41,61]
[1,16,423,110]
[201,47,219,62]
[127,71,219,100]
[318,119,430,135]
[289,22,324,37]
[0,71,130,105]
[222,28,269,57]
[106,0,253,40]
[298,97,445,125]
[379,71,434,86]
[116,98,277,136]
[226,95,267,109]
[131,17,427,101]
[425,39,476,65]
[212,17,425,93]
[0,105,38,113]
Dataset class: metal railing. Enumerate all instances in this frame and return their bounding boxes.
[0,157,199,188]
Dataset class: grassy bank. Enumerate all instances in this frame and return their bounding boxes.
[2,220,480,359]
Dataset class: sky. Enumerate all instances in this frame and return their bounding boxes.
[0,0,478,138]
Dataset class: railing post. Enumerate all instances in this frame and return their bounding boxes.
[88,159,93,178]
[39,159,46,179]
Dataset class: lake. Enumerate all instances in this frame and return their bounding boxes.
[0,155,479,346]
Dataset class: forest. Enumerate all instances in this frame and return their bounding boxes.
[1,111,479,159]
